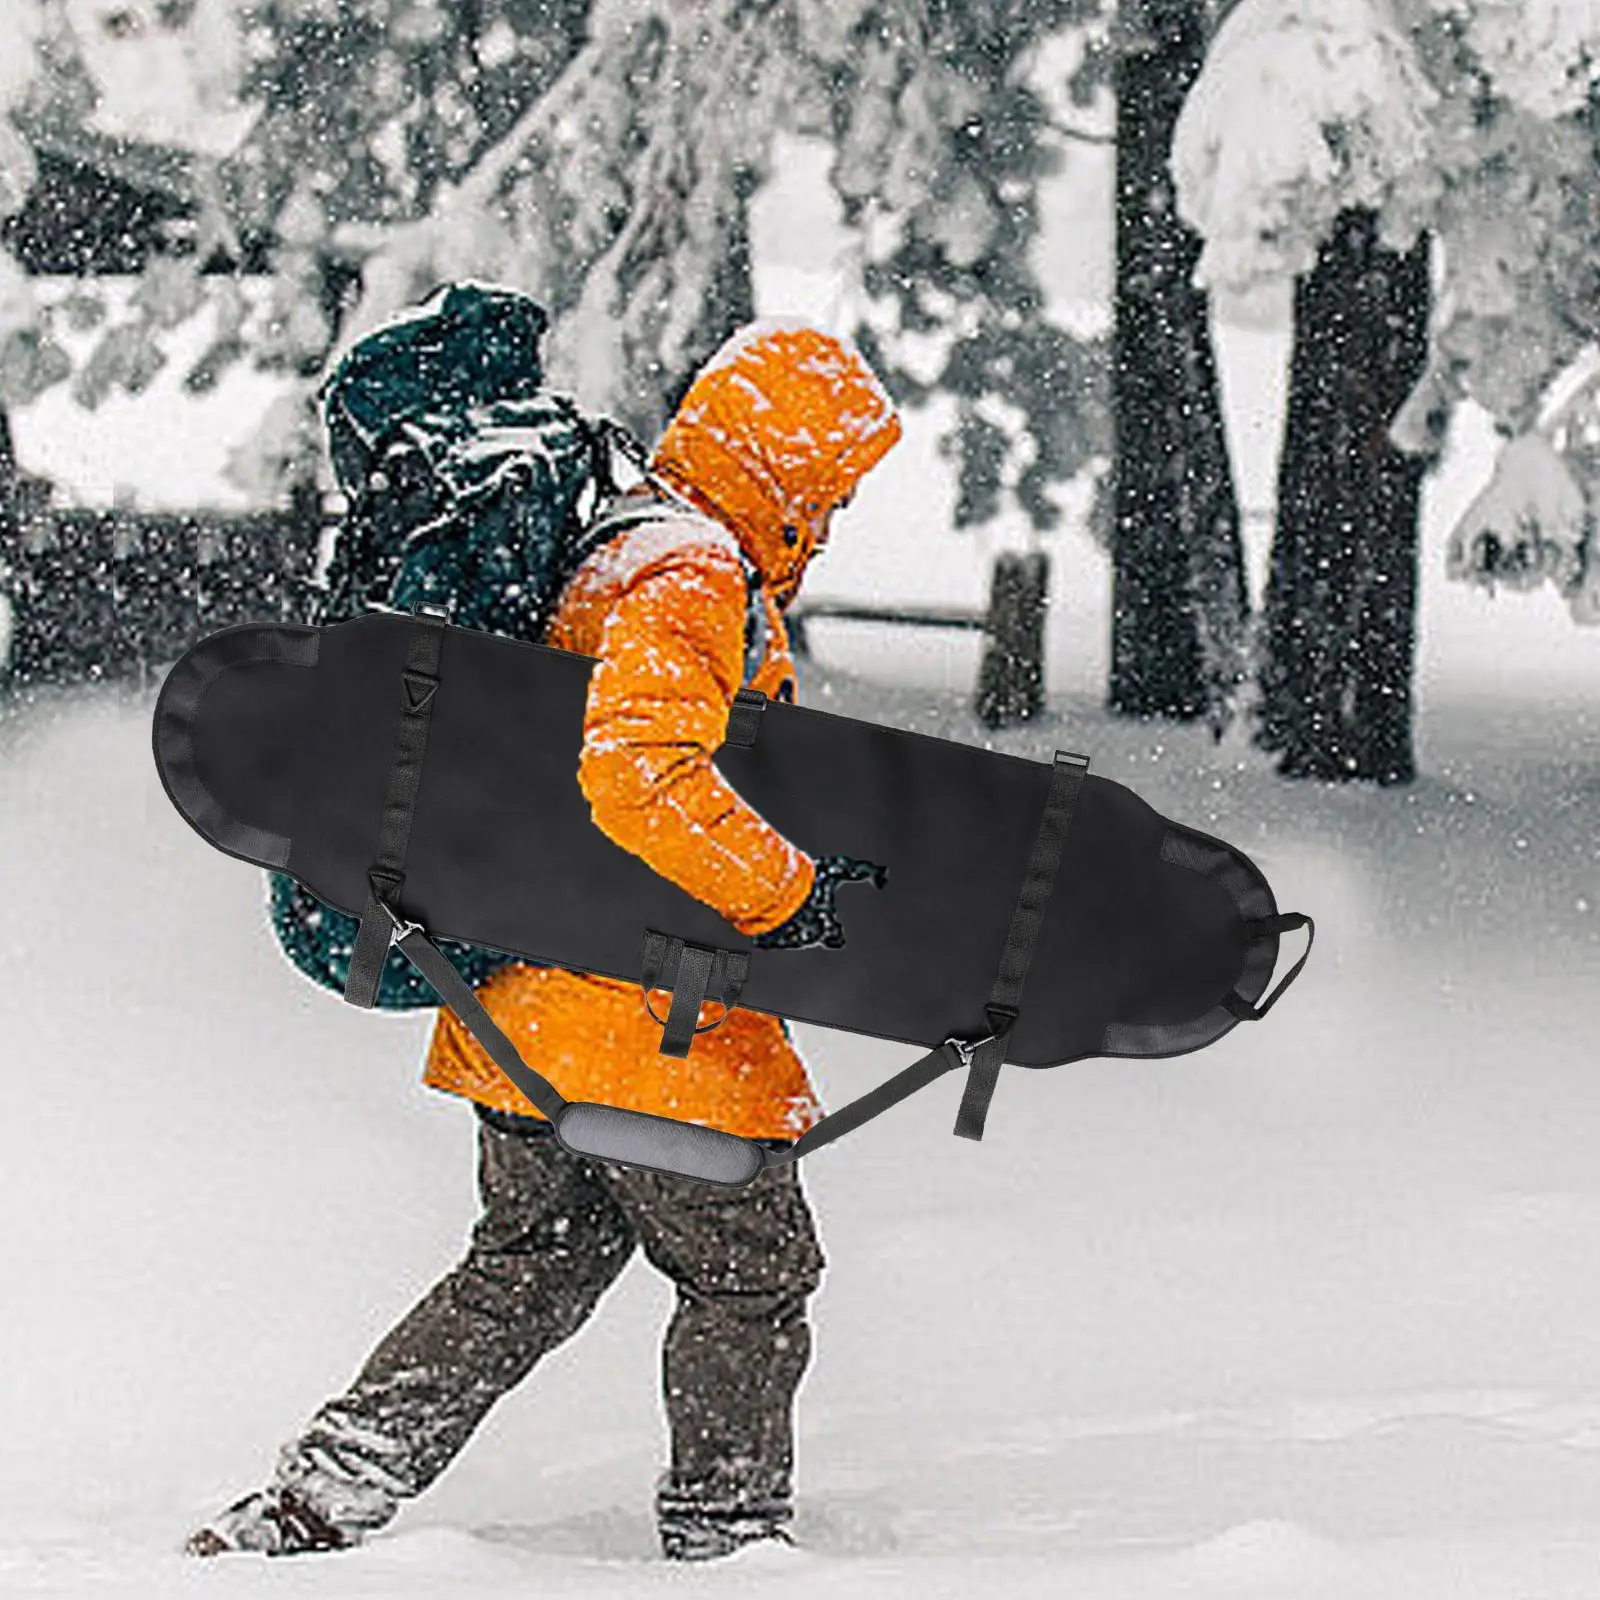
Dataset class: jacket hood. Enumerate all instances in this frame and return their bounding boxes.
[649,321,902,600]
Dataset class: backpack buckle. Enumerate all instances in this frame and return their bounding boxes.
[410,600,454,623]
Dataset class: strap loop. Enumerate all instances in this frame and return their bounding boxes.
[951,1029,1009,1142]
[640,931,749,1057]
[659,944,716,1057]
[724,688,766,748]
[1222,912,1315,1021]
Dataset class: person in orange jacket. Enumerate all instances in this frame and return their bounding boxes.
[187,320,902,1564]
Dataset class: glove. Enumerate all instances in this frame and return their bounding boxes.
[754,854,888,951]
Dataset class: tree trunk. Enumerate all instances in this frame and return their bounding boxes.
[1258,207,1430,785]
[1110,0,1246,727]
[0,403,15,535]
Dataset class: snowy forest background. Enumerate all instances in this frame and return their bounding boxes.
[1,0,1598,1595]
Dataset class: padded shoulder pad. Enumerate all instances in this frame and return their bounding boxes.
[555,1102,766,1187]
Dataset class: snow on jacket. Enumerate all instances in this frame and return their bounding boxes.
[422,322,901,1138]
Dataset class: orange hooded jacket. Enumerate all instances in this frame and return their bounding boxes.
[423,323,901,1138]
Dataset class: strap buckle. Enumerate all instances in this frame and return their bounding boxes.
[946,1004,1017,1070]
[369,880,424,944]
[946,1034,992,1072]
[948,1006,1019,1143]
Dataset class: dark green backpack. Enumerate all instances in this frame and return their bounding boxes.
[271,282,623,1008]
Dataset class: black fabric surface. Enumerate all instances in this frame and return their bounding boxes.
[153,614,1289,1070]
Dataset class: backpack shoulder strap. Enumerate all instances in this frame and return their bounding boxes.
[737,553,769,689]
[562,492,766,683]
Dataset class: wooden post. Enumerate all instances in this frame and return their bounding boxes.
[0,403,15,531]
[282,477,323,620]
[785,608,811,660]
[975,550,1049,729]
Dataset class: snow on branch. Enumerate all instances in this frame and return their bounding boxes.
[1172,0,1435,293]
[1176,0,1600,619]
[327,0,832,439]
[0,0,47,218]
[1455,0,1600,116]
[1450,344,1600,623]
[1448,430,1593,608]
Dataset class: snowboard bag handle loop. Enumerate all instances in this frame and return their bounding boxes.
[723,688,766,748]
[951,750,1090,1142]
[639,931,750,1057]
[1221,912,1315,1022]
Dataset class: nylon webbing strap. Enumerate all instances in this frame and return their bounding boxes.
[392,925,568,1122]
[762,1040,969,1168]
[951,1035,1008,1143]
[660,943,716,1057]
[344,614,445,1008]
[953,750,1090,1142]
[724,689,766,748]
[399,907,969,1182]
[1221,912,1315,1021]
[640,932,750,1057]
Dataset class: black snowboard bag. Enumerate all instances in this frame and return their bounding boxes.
[152,608,1314,1187]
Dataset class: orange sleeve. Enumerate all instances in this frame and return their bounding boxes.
[576,542,816,935]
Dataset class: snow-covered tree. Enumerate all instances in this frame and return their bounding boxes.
[1161,0,1600,781]
[822,0,1112,542]
[1448,346,1600,622]
[1174,0,1600,630]
[2,0,1113,572]
[327,0,786,440]
[1,0,54,401]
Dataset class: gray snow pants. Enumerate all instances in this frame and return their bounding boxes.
[273,1107,826,1554]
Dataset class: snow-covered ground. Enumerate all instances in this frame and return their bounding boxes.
[3,138,1599,1600]
[1,606,1596,1597]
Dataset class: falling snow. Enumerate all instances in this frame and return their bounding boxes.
[1,1,1598,1593]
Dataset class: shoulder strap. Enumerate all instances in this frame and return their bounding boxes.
[390,920,567,1123]
[562,489,767,685]
[738,554,769,689]
[950,750,1090,1141]
[385,898,968,1185]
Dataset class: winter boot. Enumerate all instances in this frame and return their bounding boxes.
[660,1519,798,1562]
[183,1485,355,1558]
[657,1471,797,1562]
